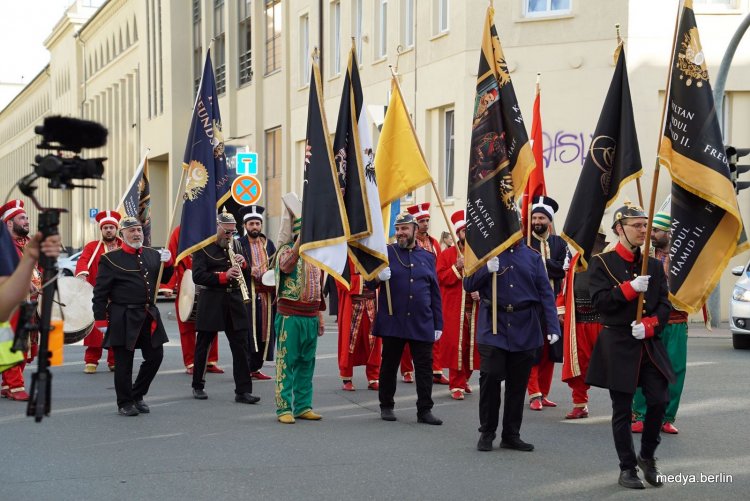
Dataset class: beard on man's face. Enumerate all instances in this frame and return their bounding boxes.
[103,234,117,242]
[249,229,261,238]
[12,222,29,237]
[397,232,415,249]
[532,223,548,236]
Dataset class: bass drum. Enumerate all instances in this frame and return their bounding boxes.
[177,269,198,323]
[39,276,95,344]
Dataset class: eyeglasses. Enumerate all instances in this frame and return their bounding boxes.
[623,223,648,230]
[219,226,237,235]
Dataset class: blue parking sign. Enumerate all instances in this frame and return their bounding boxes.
[89,208,99,220]
[236,152,259,176]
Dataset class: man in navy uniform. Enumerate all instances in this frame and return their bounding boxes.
[92,217,173,416]
[587,203,674,489]
[526,195,568,411]
[464,239,560,452]
[371,213,443,425]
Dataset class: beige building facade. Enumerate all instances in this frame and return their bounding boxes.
[1,0,749,318]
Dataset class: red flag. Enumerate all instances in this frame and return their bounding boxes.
[522,84,546,236]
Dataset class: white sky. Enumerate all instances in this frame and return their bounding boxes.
[0,0,76,83]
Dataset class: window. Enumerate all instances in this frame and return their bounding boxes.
[330,1,341,77]
[299,14,310,86]
[434,0,448,35]
[524,0,572,17]
[265,127,281,179]
[401,0,414,48]
[352,0,363,62]
[693,0,736,10]
[443,109,455,198]
[265,0,282,74]
[214,0,226,94]
[192,0,202,94]
[238,0,253,86]
[376,0,388,59]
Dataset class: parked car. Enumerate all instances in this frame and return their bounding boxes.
[57,251,82,277]
[730,259,750,350]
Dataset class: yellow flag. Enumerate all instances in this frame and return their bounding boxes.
[374,78,433,208]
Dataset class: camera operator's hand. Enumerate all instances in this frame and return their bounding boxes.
[23,232,62,261]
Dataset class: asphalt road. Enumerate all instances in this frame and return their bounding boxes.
[1,304,747,500]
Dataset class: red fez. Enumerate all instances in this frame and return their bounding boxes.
[95,210,122,229]
[406,203,431,221]
[1,200,26,222]
[451,210,466,233]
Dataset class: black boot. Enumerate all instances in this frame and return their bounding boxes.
[637,455,663,487]
[477,432,496,452]
[618,469,645,489]
[380,408,397,421]
[499,437,534,451]
[417,411,443,425]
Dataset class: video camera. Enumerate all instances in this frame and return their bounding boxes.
[12,116,108,422]
[19,116,107,193]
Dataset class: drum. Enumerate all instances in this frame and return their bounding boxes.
[39,276,94,344]
[261,270,276,287]
[177,269,200,323]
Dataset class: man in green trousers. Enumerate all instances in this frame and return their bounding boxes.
[632,212,686,435]
[274,217,326,424]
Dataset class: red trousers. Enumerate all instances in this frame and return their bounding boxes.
[527,340,555,399]
[449,366,473,392]
[179,318,218,368]
[564,322,600,405]
[83,327,115,366]
[2,341,37,391]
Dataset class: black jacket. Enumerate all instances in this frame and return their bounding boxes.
[92,247,172,350]
[192,241,252,336]
[585,245,675,393]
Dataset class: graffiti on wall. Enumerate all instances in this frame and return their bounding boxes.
[540,130,594,169]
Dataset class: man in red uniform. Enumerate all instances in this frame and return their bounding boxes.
[337,258,381,391]
[1,200,40,400]
[558,231,607,419]
[166,225,222,375]
[76,210,122,373]
[436,210,480,400]
[406,202,448,385]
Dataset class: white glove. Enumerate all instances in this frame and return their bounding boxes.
[563,255,570,272]
[630,275,650,293]
[631,321,646,340]
[377,267,392,281]
[99,327,108,335]
[159,248,172,263]
[434,330,443,341]
[547,333,560,344]
[487,257,500,273]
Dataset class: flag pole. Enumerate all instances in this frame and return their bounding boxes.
[615,23,645,208]
[387,66,462,256]
[527,73,541,247]
[636,1,683,322]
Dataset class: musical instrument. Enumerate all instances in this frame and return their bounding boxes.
[39,276,94,344]
[228,241,251,304]
[261,269,275,287]
[177,269,200,323]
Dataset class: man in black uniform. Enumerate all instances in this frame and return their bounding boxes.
[191,210,259,404]
[92,217,173,416]
[587,203,675,489]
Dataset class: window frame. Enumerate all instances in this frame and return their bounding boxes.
[330,0,341,77]
[238,0,253,86]
[265,0,282,75]
[523,0,573,19]
[376,0,388,60]
[443,108,455,199]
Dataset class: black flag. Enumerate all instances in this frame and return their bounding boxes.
[562,44,642,271]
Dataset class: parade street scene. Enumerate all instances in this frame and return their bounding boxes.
[1,0,749,499]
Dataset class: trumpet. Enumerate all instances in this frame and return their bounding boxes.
[227,241,251,304]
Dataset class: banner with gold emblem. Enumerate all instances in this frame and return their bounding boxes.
[463,5,535,277]
[658,0,745,313]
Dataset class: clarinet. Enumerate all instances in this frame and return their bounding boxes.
[227,241,251,304]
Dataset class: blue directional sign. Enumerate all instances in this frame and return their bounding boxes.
[236,152,259,175]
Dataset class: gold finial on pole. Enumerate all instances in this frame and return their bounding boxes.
[311,47,320,64]
[615,23,622,46]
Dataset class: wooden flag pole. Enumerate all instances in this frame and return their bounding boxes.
[635,2,682,322]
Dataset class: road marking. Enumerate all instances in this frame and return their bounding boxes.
[686,361,716,367]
